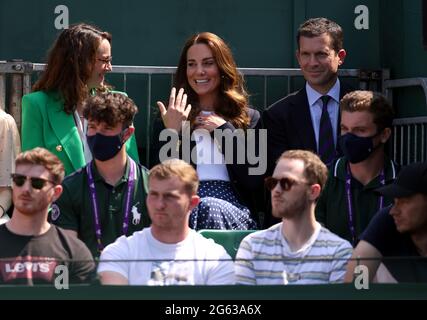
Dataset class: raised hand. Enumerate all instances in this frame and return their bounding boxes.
[157,87,192,132]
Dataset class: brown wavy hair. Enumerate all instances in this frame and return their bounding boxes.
[174,32,250,129]
[32,23,112,114]
[83,92,137,129]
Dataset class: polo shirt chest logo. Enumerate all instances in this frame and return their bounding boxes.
[132,202,141,225]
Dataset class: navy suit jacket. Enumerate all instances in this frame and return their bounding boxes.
[263,81,354,175]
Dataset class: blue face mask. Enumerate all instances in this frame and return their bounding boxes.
[339,132,379,164]
[87,131,125,161]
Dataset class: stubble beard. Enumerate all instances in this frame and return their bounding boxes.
[273,193,309,220]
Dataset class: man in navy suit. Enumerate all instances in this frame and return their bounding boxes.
[264,18,353,172]
[263,17,353,227]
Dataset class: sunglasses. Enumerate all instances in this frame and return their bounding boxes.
[264,176,308,191]
[11,173,55,190]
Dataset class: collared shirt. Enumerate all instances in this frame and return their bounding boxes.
[306,79,341,151]
[73,111,92,164]
[315,156,398,244]
[51,159,151,258]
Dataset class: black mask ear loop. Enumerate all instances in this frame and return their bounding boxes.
[372,127,387,151]
[120,114,135,144]
[119,126,131,144]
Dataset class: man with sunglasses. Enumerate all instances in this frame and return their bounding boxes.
[0,148,95,285]
[51,92,150,258]
[315,91,397,245]
[235,150,352,285]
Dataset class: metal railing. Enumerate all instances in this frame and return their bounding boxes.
[384,78,427,165]
[3,60,426,166]
[0,60,385,120]
[391,116,427,165]
[384,77,427,113]
[0,60,389,165]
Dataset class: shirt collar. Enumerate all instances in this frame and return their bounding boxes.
[334,155,397,185]
[306,79,341,107]
[90,158,131,186]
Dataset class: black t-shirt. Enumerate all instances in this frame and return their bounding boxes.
[361,206,427,282]
[0,224,95,285]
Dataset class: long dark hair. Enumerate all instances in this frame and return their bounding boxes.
[33,23,112,114]
[174,32,250,129]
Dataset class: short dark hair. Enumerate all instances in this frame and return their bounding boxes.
[340,90,395,131]
[83,92,137,128]
[297,17,344,52]
[15,147,65,185]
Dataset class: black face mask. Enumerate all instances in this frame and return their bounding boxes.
[339,132,380,164]
[87,131,125,162]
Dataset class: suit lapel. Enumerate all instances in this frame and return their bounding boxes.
[46,94,85,172]
[339,81,354,99]
[336,81,355,142]
[290,88,317,152]
[288,81,353,156]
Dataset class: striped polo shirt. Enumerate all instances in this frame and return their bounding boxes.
[235,222,352,285]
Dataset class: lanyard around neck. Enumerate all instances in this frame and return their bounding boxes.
[86,158,136,253]
[345,164,385,246]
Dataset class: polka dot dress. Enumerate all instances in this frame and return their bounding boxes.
[190,180,258,230]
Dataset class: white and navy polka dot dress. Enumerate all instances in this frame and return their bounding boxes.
[190,180,258,230]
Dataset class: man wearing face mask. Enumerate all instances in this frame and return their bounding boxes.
[51,92,150,257]
[315,91,397,246]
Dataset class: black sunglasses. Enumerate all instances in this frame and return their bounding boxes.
[11,173,55,190]
[264,176,308,191]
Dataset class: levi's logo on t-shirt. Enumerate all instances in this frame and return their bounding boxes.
[0,256,59,283]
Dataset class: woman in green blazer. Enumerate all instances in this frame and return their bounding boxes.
[22,23,139,176]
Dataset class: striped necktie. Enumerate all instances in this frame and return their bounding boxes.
[318,95,335,165]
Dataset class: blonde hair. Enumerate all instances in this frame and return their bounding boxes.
[149,159,199,195]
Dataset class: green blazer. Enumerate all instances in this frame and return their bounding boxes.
[21,90,140,176]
